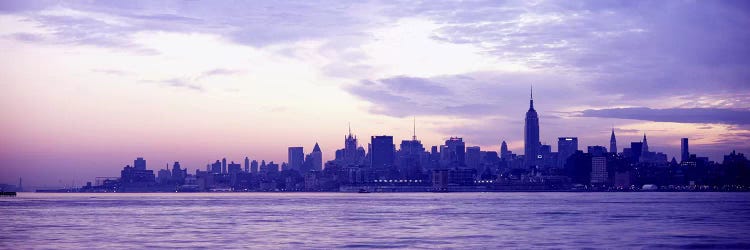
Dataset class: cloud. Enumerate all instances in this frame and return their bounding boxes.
[345,71,605,118]
[91,69,131,76]
[197,68,243,80]
[579,107,750,125]
[160,78,203,92]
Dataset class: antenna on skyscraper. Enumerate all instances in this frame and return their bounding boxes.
[531,85,533,100]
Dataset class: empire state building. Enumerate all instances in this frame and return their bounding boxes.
[524,88,540,168]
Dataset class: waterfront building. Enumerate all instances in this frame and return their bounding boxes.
[371,136,395,170]
[524,87,540,168]
[591,156,607,184]
[288,147,304,171]
[681,138,689,163]
[558,137,578,168]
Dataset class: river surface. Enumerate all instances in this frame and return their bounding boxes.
[1,192,749,249]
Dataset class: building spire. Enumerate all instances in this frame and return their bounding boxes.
[529,85,535,109]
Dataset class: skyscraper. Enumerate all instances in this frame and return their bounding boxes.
[681,138,689,163]
[371,135,395,170]
[251,160,259,173]
[500,140,509,160]
[342,124,363,166]
[642,134,649,153]
[308,143,322,171]
[222,158,227,174]
[557,137,578,168]
[244,157,250,172]
[134,157,146,171]
[442,137,466,167]
[610,129,617,154]
[466,146,481,171]
[524,87,540,168]
[288,147,304,171]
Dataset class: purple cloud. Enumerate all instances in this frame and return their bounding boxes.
[579,107,750,125]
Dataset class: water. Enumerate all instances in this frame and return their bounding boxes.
[1,192,749,249]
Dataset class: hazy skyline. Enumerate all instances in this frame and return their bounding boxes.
[1,0,749,187]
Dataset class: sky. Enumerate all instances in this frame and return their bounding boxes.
[1,0,749,188]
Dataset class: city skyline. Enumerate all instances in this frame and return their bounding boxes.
[2,1,750,187]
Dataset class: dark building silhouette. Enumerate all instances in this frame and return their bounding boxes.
[681,138,689,163]
[442,137,466,167]
[524,87,540,168]
[306,143,322,171]
[630,142,643,163]
[466,146,481,171]
[500,140,509,160]
[251,160,259,173]
[371,135,395,170]
[610,129,617,154]
[222,158,227,174]
[244,157,250,172]
[587,146,607,156]
[211,160,222,174]
[134,157,146,171]
[288,147,304,171]
[558,137,578,168]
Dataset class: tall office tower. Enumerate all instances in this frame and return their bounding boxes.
[342,124,362,166]
[221,158,227,174]
[465,146,481,171]
[642,134,649,153]
[610,129,617,154]
[443,137,466,167]
[630,142,643,163]
[681,138,689,163]
[244,157,250,172]
[524,87,540,168]
[591,156,607,184]
[134,157,146,170]
[211,160,222,174]
[371,135,395,170]
[500,140,509,160]
[309,143,322,171]
[398,134,425,179]
[251,160,259,173]
[288,147,304,171]
[557,137,579,168]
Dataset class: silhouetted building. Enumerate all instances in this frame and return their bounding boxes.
[524,87,540,168]
[228,161,242,174]
[251,160,259,173]
[211,160,222,174]
[371,136,395,170]
[558,137,578,168]
[587,146,607,157]
[222,158,227,174]
[306,143,322,171]
[244,157,250,172]
[466,146,481,171]
[442,137,465,167]
[134,157,146,171]
[591,156,607,184]
[630,142,643,163]
[610,129,617,154]
[681,138,689,163]
[398,137,425,179]
[500,140,510,160]
[288,147,304,171]
[338,125,364,166]
[642,134,649,154]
